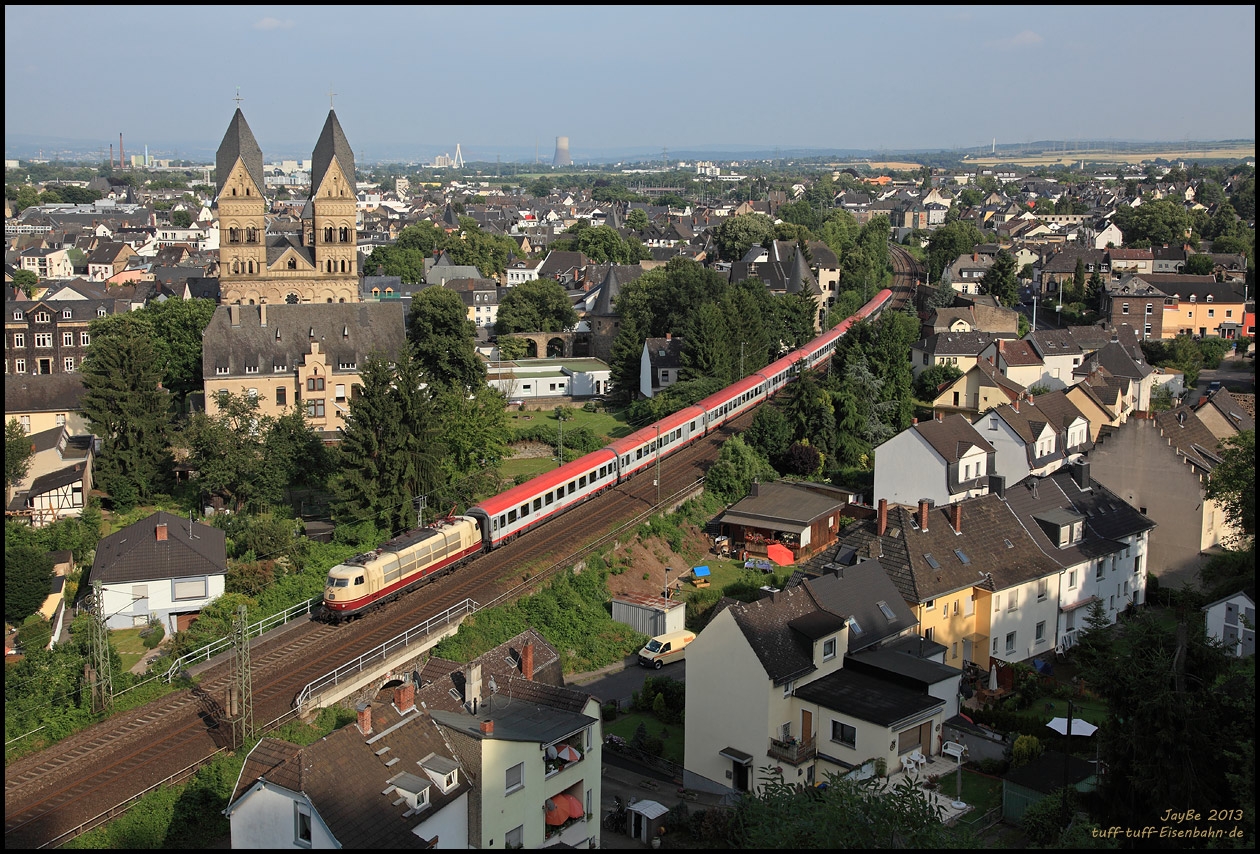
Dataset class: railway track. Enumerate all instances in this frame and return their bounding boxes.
[3,410,754,849]
[888,243,924,311]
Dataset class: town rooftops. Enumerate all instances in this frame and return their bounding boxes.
[88,511,226,587]
[793,667,945,728]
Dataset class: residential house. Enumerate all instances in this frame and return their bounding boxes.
[1024,327,1103,391]
[922,302,1020,339]
[1072,340,1155,413]
[85,511,227,631]
[978,338,1045,390]
[3,372,88,435]
[1092,221,1123,250]
[1151,245,1189,274]
[946,252,995,295]
[85,242,137,282]
[683,561,949,795]
[202,302,407,437]
[831,494,1063,671]
[873,414,996,509]
[421,630,603,849]
[639,334,683,398]
[5,425,93,527]
[1190,388,1254,441]
[976,391,1092,487]
[1149,275,1249,339]
[910,330,1006,380]
[7,294,128,377]
[227,683,472,848]
[930,357,1024,417]
[505,257,542,286]
[18,246,74,280]
[444,277,502,332]
[1202,592,1255,657]
[1003,464,1154,652]
[1088,404,1241,586]
[1105,248,1153,278]
[1101,275,1166,339]
[1065,366,1132,440]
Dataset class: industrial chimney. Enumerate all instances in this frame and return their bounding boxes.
[552,136,572,167]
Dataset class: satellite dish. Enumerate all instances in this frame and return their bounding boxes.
[488,676,498,694]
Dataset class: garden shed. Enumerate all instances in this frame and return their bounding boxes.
[611,592,685,638]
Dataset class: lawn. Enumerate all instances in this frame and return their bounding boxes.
[507,406,635,442]
[110,627,150,673]
[604,710,684,765]
[499,456,561,481]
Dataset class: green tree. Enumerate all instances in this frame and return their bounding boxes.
[744,404,793,464]
[170,209,193,228]
[5,542,54,624]
[494,278,578,334]
[731,769,963,849]
[715,213,774,261]
[1072,257,1087,302]
[1113,198,1193,246]
[87,298,215,405]
[6,417,34,490]
[680,301,733,384]
[927,220,985,284]
[527,177,553,198]
[626,208,649,231]
[1075,606,1255,840]
[819,209,860,260]
[12,268,38,296]
[408,286,485,391]
[1205,430,1254,547]
[776,199,824,233]
[80,329,173,505]
[980,249,1019,306]
[333,350,444,534]
[575,224,648,264]
[1183,253,1216,276]
[704,436,776,504]
[915,364,963,400]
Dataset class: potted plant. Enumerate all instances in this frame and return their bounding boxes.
[874,757,888,778]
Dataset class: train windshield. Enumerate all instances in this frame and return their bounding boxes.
[327,576,350,588]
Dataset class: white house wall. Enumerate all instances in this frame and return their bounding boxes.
[873,431,950,507]
[229,783,338,850]
[683,609,773,795]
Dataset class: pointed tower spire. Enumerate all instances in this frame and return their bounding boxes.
[215,108,265,199]
[786,246,819,296]
[592,265,623,316]
[310,109,356,198]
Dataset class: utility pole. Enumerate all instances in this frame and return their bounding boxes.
[231,604,254,747]
[87,581,113,713]
[740,341,746,379]
[556,407,565,468]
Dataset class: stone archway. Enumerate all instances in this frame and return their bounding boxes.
[546,337,565,358]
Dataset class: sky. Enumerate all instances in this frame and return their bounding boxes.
[4,5,1256,163]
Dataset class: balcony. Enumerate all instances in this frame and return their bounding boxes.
[767,734,816,765]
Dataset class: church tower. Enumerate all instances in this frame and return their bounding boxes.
[215,109,269,299]
[214,107,361,305]
[307,110,358,288]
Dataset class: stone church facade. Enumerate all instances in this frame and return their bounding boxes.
[215,109,360,305]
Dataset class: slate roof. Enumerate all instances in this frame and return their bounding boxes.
[994,338,1042,367]
[202,303,407,379]
[1047,467,1155,544]
[1197,388,1254,435]
[215,108,266,198]
[643,336,683,369]
[917,331,1003,357]
[724,585,824,685]
[843,648,961,690]
[913,414,996,464]
[88,511,226,586]
[790,557,918,652]
[4,373,86,414]
[1153,406,1224,473]
[1075,341,1152,382]
[310,110,356,197]
[229,698,468,848]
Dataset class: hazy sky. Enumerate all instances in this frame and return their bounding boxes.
[5,5,1255,162]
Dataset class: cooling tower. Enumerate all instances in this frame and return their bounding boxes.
[552,136,572,167]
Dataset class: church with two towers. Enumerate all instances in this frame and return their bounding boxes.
[215,108,360,305]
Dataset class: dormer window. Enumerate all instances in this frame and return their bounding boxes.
[13,310,22,320]
[62,309,72,319]
[98,307,107,317]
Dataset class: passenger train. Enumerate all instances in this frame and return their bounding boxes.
[321,288,894,620]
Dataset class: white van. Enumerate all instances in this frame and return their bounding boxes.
[637,630,696,669]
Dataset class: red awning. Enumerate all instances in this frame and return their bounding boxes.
[767,543,795,566]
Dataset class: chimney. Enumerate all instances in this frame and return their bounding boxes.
[935,410,943,422]
[877,499,888,537]
[156,522,168,542]
[521,642,534,680]
[989,474,1006,499]
[465,662,482,714]
[751,480,760,497]
[918,499,931,531]
[229,304,240,326]
[1073,460,1091,490]
[912,417,918,426]
[479,719,494,735]
[259,303,267,327]
[357,702,372,735]
[950,502,963,534]
[1013,397,1020,412]
[393,682,415,713]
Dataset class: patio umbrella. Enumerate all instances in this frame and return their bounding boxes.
[545,745,558,760]
[988,664,998,691]
[767,543,795,566]
[560,792,585,819]
[1047,717,1098,737]
[545,797,570,826]
[556,744,581,763]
